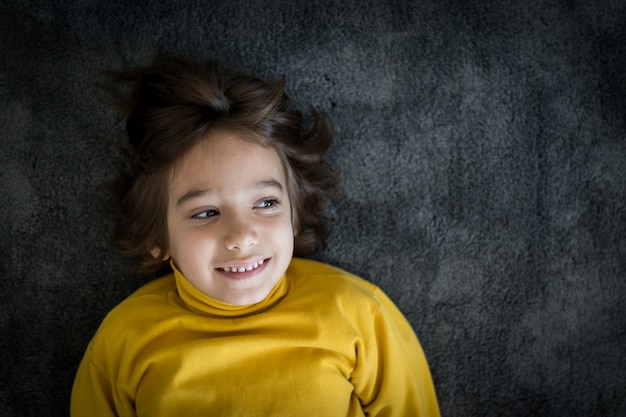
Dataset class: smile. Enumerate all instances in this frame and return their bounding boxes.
[219,259,265,273]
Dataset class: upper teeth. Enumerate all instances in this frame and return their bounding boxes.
[223,259,264,273]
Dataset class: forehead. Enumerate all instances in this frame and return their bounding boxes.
[167,130,288,195]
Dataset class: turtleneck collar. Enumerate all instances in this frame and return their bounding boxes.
[171,260,290,318]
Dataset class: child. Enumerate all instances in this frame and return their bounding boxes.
[71,53,440,416]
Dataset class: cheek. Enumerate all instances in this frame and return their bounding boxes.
[167,224,205,255]
[262,213,294,240]
[276,217,296,249]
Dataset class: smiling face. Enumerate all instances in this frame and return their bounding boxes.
[163,130,295,306]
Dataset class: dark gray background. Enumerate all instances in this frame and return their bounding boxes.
[1,1,625,416]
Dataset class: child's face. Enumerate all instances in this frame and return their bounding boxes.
[162,131,294,306]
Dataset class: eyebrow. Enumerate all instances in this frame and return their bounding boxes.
[175,179,284,207]
[176,189,212,207]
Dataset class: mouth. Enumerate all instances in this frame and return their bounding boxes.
[217,258,267,273]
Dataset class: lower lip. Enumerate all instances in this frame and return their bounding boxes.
[217,259,269,281]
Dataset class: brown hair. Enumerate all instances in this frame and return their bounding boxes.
[101,54,340,273]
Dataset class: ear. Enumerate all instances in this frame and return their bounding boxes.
[150,247,171,261]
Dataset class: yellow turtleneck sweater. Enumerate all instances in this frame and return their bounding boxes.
[71,258,440,416]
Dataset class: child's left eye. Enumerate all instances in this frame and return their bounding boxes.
[256,199,278,209]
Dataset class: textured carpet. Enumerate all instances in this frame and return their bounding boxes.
[1,1,625,416]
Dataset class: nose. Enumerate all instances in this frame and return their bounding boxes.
[223,212,257,251]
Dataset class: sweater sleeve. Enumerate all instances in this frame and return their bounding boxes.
[350,287,440,417]
[70,341,136,417]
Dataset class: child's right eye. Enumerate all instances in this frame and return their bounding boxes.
[192,209,219,220]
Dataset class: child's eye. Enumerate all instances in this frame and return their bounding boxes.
[255,199,278,209]
[192,209,219,220]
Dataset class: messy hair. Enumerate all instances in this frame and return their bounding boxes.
[101,53,340,274]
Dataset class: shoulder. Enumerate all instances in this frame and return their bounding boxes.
[288,258,374,286]
[287,258,385,305]
[117,274,176,310]
[127,273,176,299]
[92,274,177,338]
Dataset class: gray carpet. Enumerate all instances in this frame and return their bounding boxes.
[2,1,625,416]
